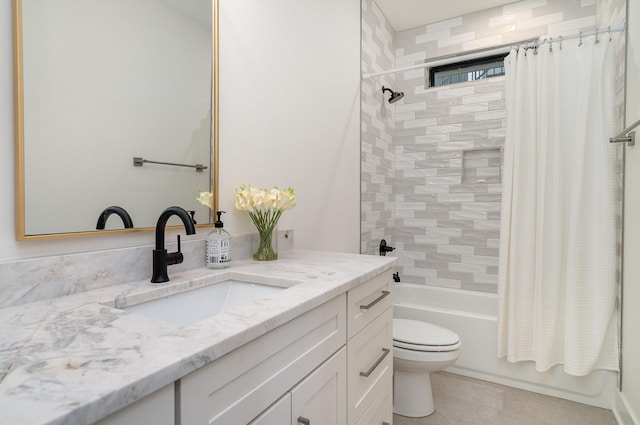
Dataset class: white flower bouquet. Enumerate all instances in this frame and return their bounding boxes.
[235,185,296,260]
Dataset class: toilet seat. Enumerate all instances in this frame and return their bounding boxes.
[393,318,461,352]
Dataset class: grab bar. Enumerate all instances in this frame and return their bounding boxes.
[133,157,208,172]
[610,118,640,146]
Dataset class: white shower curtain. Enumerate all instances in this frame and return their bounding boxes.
[498,38,620,376]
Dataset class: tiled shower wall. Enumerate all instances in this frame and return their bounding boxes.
[394,77,506,291]
[362,0,613,292]
[361,0,396,255]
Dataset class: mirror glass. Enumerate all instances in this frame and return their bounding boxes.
[15,0,216,238]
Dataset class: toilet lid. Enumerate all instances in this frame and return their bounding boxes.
[393,318,460,349]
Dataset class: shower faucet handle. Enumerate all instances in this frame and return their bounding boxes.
[379,239,395,256]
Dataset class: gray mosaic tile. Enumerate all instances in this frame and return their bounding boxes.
[438,270,475,281]
[474,248,500,257]
[417,260,451,272]
[415,210,451,220]
[449,235,489,248]
[438,219,475,230]
[463,119,504,131]
[449,130,490,141]
[438,113,477,125]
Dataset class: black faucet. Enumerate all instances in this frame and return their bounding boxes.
[151,206,196,283]
[96,206,134,229]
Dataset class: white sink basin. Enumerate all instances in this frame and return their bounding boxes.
[119,279,288,326]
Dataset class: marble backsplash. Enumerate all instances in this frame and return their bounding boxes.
[0,229,294,308]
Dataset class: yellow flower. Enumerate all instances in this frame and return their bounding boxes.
[196,191,214,209]
[234,185,296,212]
[276,187,296,210]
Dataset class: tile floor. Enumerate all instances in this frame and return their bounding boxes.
[393,372,617,425]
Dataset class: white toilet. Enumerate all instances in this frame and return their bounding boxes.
[393,318,461,417]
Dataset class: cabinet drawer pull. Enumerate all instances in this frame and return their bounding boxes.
[298,417,310,425]
[359,290,390,310]
[360,348,390,377]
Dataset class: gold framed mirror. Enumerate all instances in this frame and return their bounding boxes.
[13,0,219,240]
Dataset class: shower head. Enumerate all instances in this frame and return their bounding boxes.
[382,86,404,104]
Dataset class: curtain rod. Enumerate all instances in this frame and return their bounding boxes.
[362,23,626,80]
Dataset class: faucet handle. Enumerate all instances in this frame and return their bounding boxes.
[166,235,184,266]
[188,210,197,225]
[379,239,395,256]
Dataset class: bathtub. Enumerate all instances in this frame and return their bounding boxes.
[393,283,617,409]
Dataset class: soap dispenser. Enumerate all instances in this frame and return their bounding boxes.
[206,211,231,269]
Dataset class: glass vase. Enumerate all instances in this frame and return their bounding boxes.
[254,224,278,261]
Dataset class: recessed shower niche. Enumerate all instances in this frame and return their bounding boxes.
[461,148,502,184]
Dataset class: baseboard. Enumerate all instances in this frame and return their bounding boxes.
[613,391,639,425]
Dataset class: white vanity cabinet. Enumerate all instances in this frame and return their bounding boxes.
[173,269,392,425]
[346,269,393,425]
[179,294,347,425]
[93,384,174,425]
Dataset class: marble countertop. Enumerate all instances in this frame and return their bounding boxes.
[0,250,395,425]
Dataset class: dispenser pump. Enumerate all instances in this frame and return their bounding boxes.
[206,210,231,269]
[215,211,225,228]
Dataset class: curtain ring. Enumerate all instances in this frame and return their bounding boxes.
[595,29,600,44]
[578,32,583,47]
[558,35,563,50]
[608,26,612,42]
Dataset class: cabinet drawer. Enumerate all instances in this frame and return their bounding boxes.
[180,294,346,425]
[347,307,393,424]
[354,368,392,425]
[291,347,347,425]
[347,270,392,339]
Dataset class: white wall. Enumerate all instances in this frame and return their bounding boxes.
[0,0,361,261]
[217,0,361,253]
[618,0,640,422]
